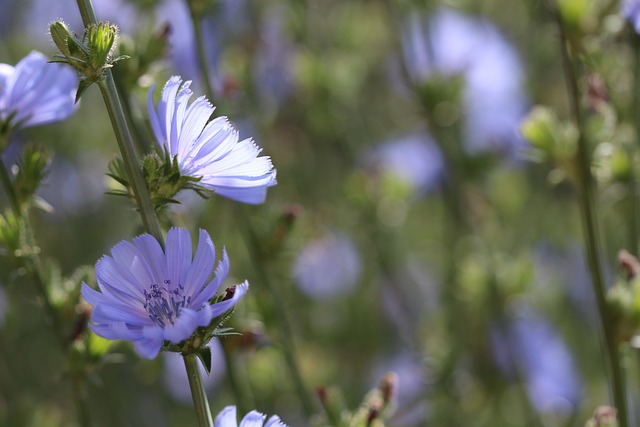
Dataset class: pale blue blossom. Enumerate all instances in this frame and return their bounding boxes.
[491,311,581,416]
[366,132,444,196]
[293,232,361,300]
[623,0,640,33]
[214,406,287,427]
[401,8,527,155]
[0,51,77,133]
[148,76,277,204]
[82,227,248,359]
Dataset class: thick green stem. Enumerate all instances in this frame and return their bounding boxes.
[556,11,628,427]
[183,353,213,427]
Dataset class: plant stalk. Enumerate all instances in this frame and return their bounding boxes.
[556,10,628,427]
[76,0,164,247]
[183,353,214,427]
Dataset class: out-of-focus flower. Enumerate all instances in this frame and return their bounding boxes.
[401,8,527,156]
[163,339,225,402]
[148,76,277,204]
[82,227,248,359]
[214,406,287,427]
[366,132,444,197]
[22,0,138,46]
[491,311,581,416]
[293,232,361,300]
[37,153,106,218]
[623,0,640,34]
[253,5,295,108]
[0,51,77,136]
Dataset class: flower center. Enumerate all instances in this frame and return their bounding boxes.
[143,279,191,327]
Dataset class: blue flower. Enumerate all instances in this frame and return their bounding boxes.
[0,51,77,134]
[292,232,362,300]
[214,406,287,427]
[401,8,527,156]
[148,76,277,204]
[623,0,640,33]
[81,227,248,359]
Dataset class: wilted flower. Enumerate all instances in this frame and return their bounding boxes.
[81,227,248,359]
[214,406,287,427]
[148,76,277,204]
[292,232,361,300]
[0,51,77,136]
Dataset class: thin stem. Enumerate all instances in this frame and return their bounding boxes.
[0,152,91,427]
[556,11,628,427]
[187,4,216,108]
[631,28,640,255]
[183,353,214,427]
[239,208,315,416]
[96,78,164,246]
[0,159,19,213]
[76,0,164,247]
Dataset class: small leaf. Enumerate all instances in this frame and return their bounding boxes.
[75,79,94,104]
[195,346,212,375]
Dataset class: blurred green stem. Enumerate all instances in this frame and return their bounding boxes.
[186,2,216,108]
[0,157,18,214]
[184,353,214,427]
[239,207,315,416]
[631,28,640,255]
[556,11,628,427]
[0,141,91,427]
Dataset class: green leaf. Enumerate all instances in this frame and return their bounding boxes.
[195,346,212,375]
[75,79,94,104]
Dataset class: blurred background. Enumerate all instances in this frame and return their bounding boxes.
[0,0,635,426]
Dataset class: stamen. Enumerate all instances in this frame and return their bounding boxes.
[143,280,190,327]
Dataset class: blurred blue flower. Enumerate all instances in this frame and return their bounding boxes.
[0,51,77,134]
[366,132,444,197]
[148,76,277,204]
[292,232,362,300]
[82,227,248,359]
[253,6,295,108]
[401,8,527,155]
[623,0,640,33]
[491,311,581,416]
[0,286,7,329]
[155,0,249,96]
[163,339,225,403]
[214,406,287,427]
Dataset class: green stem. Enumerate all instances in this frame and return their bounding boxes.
[76,0,164,247]
[0,151,91,427]
[183,353,213,427]
[0,159,19,214]
[631,28,640,255]
[556,11,628,427]
[187,4,216,108]
[96,77,164,246]
[239,208,315,416]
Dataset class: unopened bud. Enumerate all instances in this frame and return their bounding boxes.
[379,372,398,404]
[585,406,617,427]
